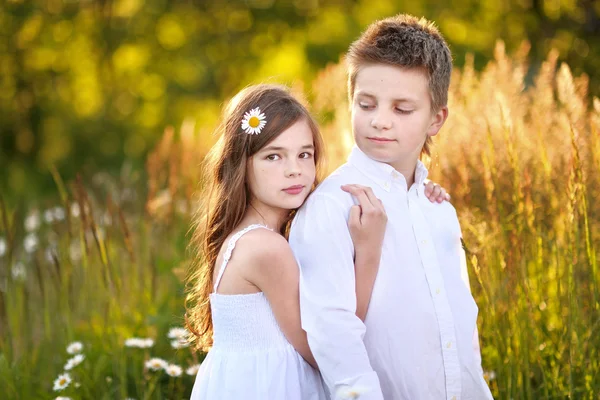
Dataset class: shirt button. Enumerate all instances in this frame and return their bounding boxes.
[383,182,390,189]
[421,239,427,245]
[392,171,399,178]
[446,341,452,348]
[436,288,441,295]
[451,396,457,400]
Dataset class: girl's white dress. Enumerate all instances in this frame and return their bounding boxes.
[190,224,327,400]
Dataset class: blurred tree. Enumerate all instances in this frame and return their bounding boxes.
[0,0,598,202]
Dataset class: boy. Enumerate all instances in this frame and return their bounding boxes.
[289,14,493,400]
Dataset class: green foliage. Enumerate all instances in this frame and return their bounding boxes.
[1,0,598,201]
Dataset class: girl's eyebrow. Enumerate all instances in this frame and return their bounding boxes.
[261,144,314,152]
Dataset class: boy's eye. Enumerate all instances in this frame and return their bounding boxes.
[266,154,280,161]
[359,103,374,110]
[299,152,313,159]
[395,108,414,114]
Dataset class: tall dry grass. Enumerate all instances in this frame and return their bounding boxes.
[0,42,598,399]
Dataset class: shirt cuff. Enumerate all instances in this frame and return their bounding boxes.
[331,371,383,400]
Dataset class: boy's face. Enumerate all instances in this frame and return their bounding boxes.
[351,64,447,172]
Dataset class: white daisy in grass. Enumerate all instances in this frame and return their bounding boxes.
[125,337,154,348]
[66,341,83,354]
[44,209,55,223]
[11,262,27,281]
[484,370,497,381]
[53,372,72,391]
[70,203,80,218]
[241,107,266,135]
[167,327,190,340]
[53,206,66,221]
[55,397,72,400]
[0,237,6,257]
[185,364,201,376]
[335,385,369,399]
[23,233,39,253]
[165,364,183,377]
[145,358,168,371]
[25,211,41,232]
[170,338,190,349]
[64,354,85,370]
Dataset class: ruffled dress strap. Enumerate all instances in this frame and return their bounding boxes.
[213,224,272,293]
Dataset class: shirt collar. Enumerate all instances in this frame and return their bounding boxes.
[347,146,429,192]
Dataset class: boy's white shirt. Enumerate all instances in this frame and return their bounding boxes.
[289,146,493,400]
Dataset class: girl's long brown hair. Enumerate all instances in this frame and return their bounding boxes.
[185,84,325,351]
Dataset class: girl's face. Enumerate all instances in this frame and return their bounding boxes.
[246,118,316,213]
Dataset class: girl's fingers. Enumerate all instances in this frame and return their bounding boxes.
[342,185,375,212]
[348,205,362,227]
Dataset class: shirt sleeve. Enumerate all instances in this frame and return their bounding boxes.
[459,230,484,373]
[289,192,384,400]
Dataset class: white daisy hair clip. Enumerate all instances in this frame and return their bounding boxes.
[241,107,267,135]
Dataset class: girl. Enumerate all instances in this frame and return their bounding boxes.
[186,84,448,400]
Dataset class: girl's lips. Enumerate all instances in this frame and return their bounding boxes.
[282,185,305,195]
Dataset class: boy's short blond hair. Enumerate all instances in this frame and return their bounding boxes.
[346,14,452,156]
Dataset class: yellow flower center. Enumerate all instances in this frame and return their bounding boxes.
[59,378,66,384]
[248,116,260,128]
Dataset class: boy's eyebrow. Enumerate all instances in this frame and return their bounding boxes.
[356,91,418,104]
[261,144,315,152]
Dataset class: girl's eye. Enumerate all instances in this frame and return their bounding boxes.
[266,154,280,161]
[299,152,313,159]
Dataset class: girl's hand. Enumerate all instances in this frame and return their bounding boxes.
[424,180,451,203]
[341,184,387,262]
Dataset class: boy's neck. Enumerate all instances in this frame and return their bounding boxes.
[387,158,419,189]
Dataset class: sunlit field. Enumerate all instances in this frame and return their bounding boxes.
[1,43,598,399]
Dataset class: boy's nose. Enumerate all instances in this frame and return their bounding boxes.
[371,111,392,130]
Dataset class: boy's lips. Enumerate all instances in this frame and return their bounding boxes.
[282,185,305,195]
[367,137,396,143]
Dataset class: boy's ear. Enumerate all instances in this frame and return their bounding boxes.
[427,106,448,137]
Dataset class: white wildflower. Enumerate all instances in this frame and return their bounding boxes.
[106,376,112,383]
[45,247,56,263]
[66,341,83,354]
[64,354,85,370]
[165,364,182,377]
[23,233,38,253]
[0,237,6,257]
[53,372,72,391]
[11,262,27,281]
[69,241,82,261]
[484,370,497,381]
[55,397,72,400]
[167,327,190,340]
[185,364,201,376]
[44,209,55,223]
[70,203,80,218]
[170,339,190,349]
[53,207,66,221]
[145,358,168,371]
[125,337,154,348]
[25,211,41,232]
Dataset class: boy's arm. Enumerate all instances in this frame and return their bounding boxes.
[459,235,484,371]
[290,192,384,400]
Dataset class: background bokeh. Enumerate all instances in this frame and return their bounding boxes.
[1,0,599,202]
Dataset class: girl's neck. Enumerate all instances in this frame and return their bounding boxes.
[242,201,289,232]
